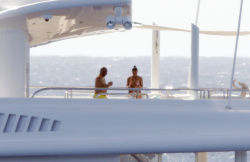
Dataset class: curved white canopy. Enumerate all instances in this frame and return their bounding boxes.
[0,0,132,46]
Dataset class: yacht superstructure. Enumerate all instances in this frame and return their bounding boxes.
[0,0,250,162]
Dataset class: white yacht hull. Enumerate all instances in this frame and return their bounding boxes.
[0,99,250,157]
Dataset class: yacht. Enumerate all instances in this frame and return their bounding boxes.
[0,0,250,162]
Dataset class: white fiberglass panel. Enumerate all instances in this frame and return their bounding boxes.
[0,99,250,156]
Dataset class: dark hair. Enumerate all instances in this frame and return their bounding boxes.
[132,65,137,71]
[100,67,107,73]
[100,67,108,72]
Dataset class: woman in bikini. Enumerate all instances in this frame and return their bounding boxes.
[127,66,143,98]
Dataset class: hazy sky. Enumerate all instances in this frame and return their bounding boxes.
[30,0,250,57]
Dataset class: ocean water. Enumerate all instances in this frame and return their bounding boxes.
[30,56,250,161]
[30,56,250,88]
[30,56,250,89]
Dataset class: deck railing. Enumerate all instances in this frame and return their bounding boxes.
[30,86,250,99]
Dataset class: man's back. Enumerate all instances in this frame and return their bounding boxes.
[95,76,107,94]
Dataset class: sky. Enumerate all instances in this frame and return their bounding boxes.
[30,0,250,57]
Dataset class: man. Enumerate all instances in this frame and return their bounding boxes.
[93,67,113,99]
[127,66,143,98]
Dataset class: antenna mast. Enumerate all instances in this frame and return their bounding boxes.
[226,0,244,109]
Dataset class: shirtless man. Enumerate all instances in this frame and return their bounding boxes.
[94,67,113,99]
[127,66,143,98]
[233,80,249,98]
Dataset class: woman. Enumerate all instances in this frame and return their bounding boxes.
[127,66,143,98]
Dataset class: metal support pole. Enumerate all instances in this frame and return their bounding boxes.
[226,0,244,109]
[158,153,163,162]
[235,151,247,162]
[189,24,199,99]
[195,152,207,162]
[151,23,160,92]
[195,0,201,26]
[0,29,29,98]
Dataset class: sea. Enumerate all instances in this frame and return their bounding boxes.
[30,56,250,89]
[30,56,250,162]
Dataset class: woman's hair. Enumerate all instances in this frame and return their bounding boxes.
[132,65,138,71]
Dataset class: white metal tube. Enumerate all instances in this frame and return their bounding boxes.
[0,29,29,98]
[190,24,199,99]
[25,44,30,98]
[192,23,207,162]
[151,25,160,90]
[226,0,244,110]
[195,0,201,26]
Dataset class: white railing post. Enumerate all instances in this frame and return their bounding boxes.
[195,152,207,162]
[235,151,247,162]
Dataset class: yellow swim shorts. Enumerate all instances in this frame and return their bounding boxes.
[93,94,107,99]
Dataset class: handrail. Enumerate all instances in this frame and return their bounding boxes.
[95,93,149,99]
[31,87,205,98]
[30,86,250,99]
